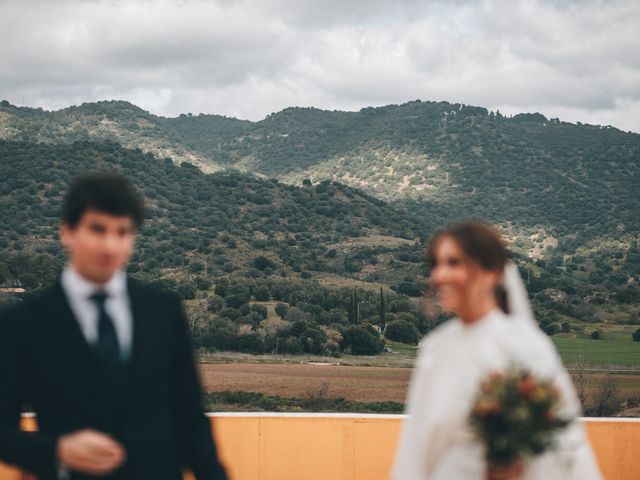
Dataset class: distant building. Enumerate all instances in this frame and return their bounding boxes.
[0,287,26,293]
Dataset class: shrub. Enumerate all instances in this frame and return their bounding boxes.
[233,332,266,354]
[341,325,384,355]
[177,282,196,300]
[226,294,250,309]
[252,304,268,320]
[207,295,225,313]
[253,285,270,301]
[300,327,326,354]
[195,320,237,351]
[218,307,242,321]
[385,320,419,345]
[275,303,290,318]
[253,256,275,271]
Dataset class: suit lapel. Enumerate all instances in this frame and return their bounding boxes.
[126,279,153,414]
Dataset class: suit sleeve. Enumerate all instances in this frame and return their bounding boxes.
[170,298,227,480]
[0,305,57,478]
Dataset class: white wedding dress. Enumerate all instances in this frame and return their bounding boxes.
[392,264,602,480]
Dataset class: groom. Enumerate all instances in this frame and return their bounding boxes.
[0,173,227,480]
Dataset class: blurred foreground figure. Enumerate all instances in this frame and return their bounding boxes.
[0,173,227,480]
[392,222,601,480]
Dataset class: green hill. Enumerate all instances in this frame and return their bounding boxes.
[4,98,638,242]
[163,101,640,238]
[0,139,427,290]
[0,100,221,172]
[1,99,639,353]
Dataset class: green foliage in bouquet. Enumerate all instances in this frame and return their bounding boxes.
[469,370,572,465]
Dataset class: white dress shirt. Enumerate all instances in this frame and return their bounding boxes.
[60,266,134,359]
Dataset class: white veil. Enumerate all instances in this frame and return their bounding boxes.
[501,265,604,479]
[502,260,538,327]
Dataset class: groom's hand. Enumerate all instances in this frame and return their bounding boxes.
[57,429,126,475]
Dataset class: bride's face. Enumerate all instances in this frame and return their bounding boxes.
[430,236,472,313]
[430,236,497,316]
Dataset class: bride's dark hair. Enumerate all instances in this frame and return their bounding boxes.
[426,221,510,314]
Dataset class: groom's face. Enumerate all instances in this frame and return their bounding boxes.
[61,209,136,284]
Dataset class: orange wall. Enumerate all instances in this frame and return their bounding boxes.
[1,415,638,480]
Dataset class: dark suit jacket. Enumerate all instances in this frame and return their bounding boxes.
[0,278,227,480]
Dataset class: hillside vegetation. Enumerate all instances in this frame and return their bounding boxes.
[1,99,639,360]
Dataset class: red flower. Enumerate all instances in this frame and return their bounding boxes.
[543,410,555,423]
[518,377,537,398]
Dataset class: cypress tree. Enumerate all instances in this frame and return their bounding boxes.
[379,286,386,332]
[353,288,359,324]
[348,290,355,323]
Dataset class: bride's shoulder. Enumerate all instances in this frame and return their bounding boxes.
[500,314,564,371]
[417,318,461,351]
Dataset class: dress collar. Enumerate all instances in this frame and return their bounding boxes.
[458,308,504,331]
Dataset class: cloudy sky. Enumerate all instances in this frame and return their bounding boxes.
[1,0,639,132]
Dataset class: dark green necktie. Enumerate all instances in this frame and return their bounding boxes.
[89,291,121,366]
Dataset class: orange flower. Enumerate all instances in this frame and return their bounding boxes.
[518,377,537,398]
[543,410,555,423]
[475,400,502,416]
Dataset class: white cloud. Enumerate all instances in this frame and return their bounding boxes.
[0,0,639,132]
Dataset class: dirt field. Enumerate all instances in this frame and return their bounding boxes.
[199,363,411,403]
[198,362,640,407]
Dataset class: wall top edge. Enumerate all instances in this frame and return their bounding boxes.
[20,412,640,422]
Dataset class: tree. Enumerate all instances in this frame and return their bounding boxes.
[253,256,275,271]
[214,278,229,298]
[584,374,620,417]
[233,332,266,354]
[253,285,270,301]
[385,320,419,345]
[275,302,289,318]
[177,282,196,300]
[348,291,355,324]
[285,308,311,324]
[252,304,268,320]
[300,327,326,354]
[207,295,225,313]
[348,288,360,324]
[379,287,386,332]
[226,294,250,309]
[632,328,640,342]
[195,319,237,351]
[590,330,602,340]
[341,325,383,355]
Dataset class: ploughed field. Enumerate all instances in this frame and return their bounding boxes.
[199,363,411,403]
[197,362,640,407]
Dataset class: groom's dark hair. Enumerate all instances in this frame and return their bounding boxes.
[62,172,144,229]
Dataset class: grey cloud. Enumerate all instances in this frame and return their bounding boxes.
[0,0,638,132]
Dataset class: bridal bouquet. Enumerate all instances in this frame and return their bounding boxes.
[469,370,571,467]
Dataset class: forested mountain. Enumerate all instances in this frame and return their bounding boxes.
[0,139,434,354]
[0,100,221,172]
[0,139,428,289]
[1,99,639,354]
[163,101,640,240]
[3,99,639,241]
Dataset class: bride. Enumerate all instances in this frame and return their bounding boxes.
[391,222,602,480]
